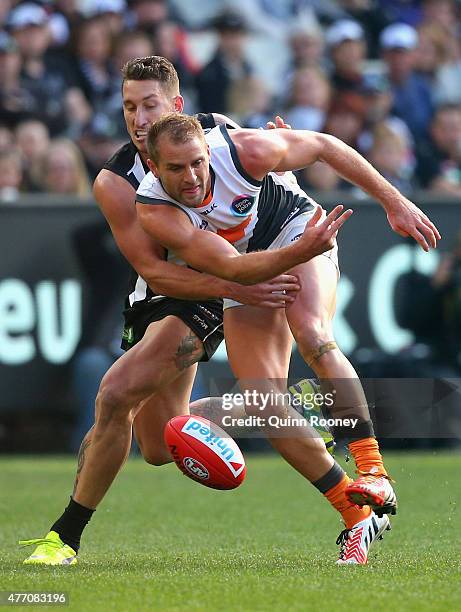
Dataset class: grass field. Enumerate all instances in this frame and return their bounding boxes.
[1,451,460,612]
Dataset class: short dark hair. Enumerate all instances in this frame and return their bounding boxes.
[147,113,206,163]
[121,56,180,96]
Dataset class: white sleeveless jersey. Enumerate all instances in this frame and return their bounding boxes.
[136,125,317,254]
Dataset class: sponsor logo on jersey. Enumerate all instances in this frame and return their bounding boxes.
[280,206,300,230]
[182,417,245,477]
[231,194,255,217]
[202,203,218,216]
[183,457,209,479]
[199,219,209,230]
[291,233,303,242]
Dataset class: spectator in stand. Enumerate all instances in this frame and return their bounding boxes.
[427,0,461,106]
[380,22,434,143]
[70,17,119,121]
[356,71,414,163]
[0,124,13,153]
[113,31,153,70]
[323,102,364,149]
[367,121,415,194]
[227,75,273,128]
[287,19,325,72]
[297,161,342,193]
[0,148,23,201]
[87,0,127,37]
[49,0,85,48]
[38,138,91,197]
[0,30,34,128]
[325,19,368,117]
[416,104,461,195]
[8,2,86,136]
[78,122,125,180]
[99,30,154,138]
[359,72,394,127]
[154,20,198,106]
[434,39,461,106]
[421,0,459,35]
[227,0,340,40]
[337,0,389,58]
[281,20,326,108]
[414,23,451,88]
[284,66,331,132]
[126,0,168,35]
[195,10,252,114]
[15,119,50,192]
[0,1,13,28]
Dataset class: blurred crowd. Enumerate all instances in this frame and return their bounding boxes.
[1,0,461,201]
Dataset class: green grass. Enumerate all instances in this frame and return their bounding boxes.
[1,452,460,612]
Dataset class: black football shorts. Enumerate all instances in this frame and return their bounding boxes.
[121,297,224,361]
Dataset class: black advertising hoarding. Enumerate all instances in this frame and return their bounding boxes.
[0,201,102,411]
[0,197,460,413]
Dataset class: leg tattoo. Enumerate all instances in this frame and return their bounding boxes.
[306,341,337,367]
[72,426,93,496]
[174,332,204,371]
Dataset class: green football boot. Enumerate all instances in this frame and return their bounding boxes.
[20,531,77,565]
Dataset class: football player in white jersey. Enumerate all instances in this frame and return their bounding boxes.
[135,113,440,562]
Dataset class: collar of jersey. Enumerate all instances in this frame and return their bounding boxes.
[195,167,216,208]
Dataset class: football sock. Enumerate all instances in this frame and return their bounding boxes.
[50,497,95,552]
[324,474,371,529]
[312,463,371,529]
[348,437,388,477]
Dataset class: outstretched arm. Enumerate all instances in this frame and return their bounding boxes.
[136,201,351,285]
[94,170,298,307]
[231,129,441,252]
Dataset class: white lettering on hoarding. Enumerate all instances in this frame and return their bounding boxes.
[0,279,82,365]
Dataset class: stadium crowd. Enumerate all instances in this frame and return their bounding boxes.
[1,0,461,201]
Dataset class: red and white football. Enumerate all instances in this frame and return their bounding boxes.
[164,415,246,490]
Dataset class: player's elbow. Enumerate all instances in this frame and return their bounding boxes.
[317,133,347,161]
[137,264,167,294]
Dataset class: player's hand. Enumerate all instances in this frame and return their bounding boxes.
[229,274,301,308]
[266,115,291,130]
[386,199,441,252]
[297,205,353,261]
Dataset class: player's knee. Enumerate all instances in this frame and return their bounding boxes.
[142,450,172,467]
[96,375,132,423]
[294,317,332,356]
[147,454,170,466]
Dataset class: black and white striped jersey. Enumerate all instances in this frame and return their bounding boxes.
[102,113,218,308]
